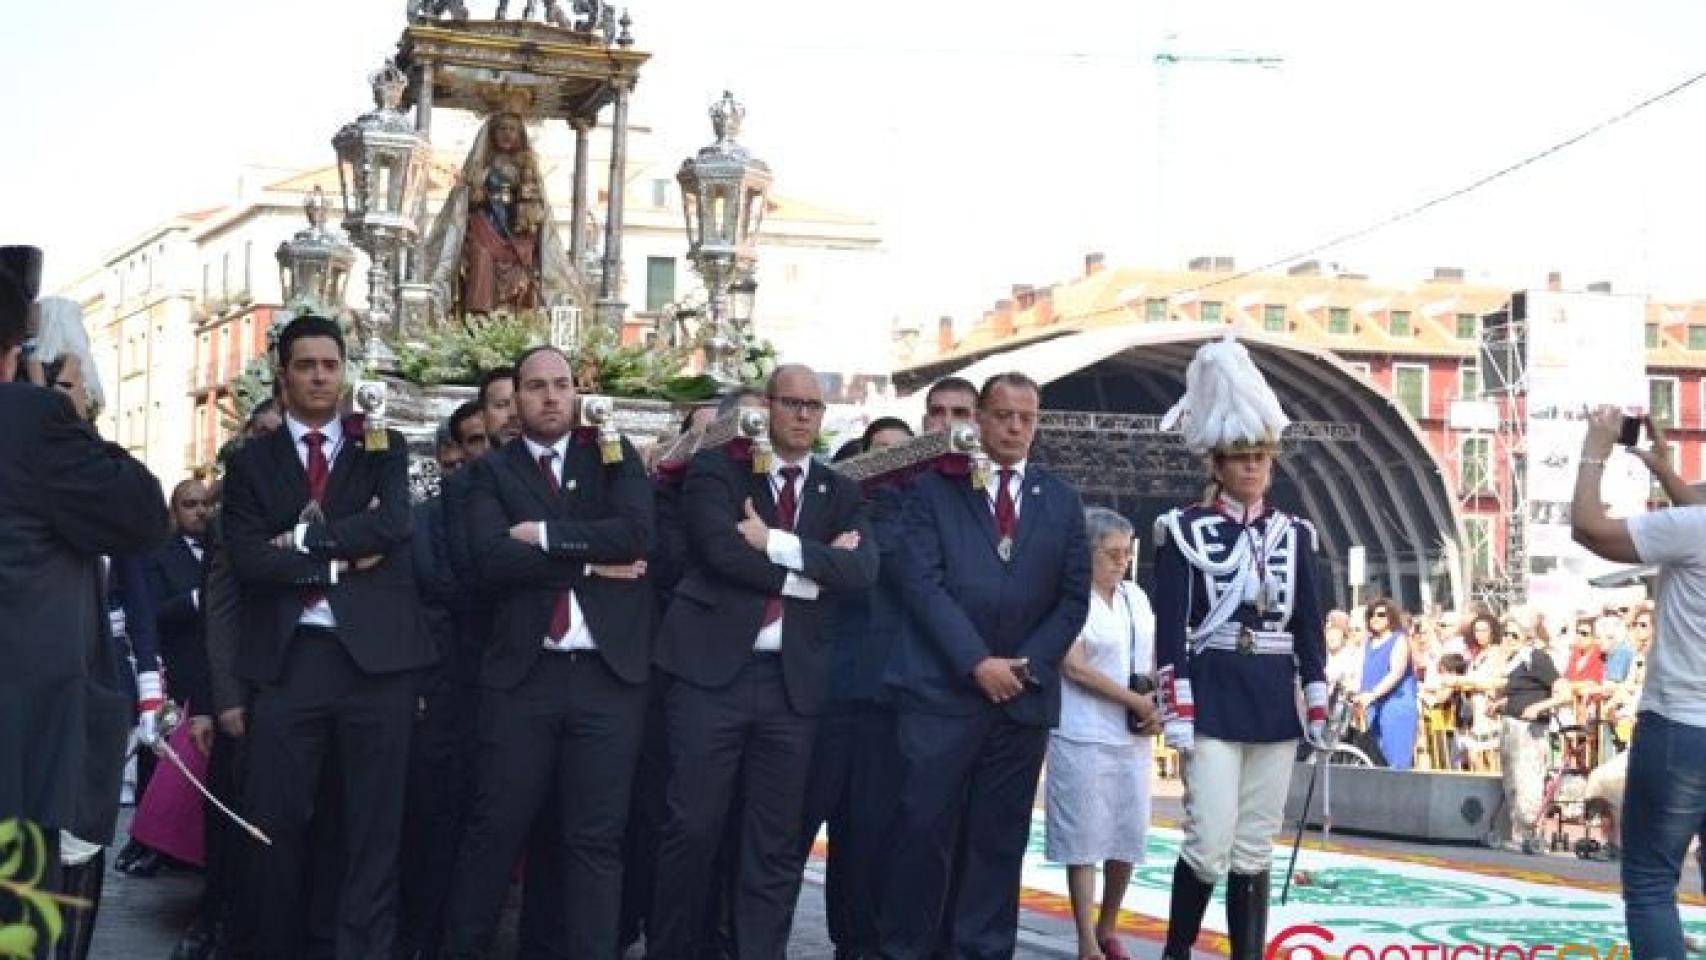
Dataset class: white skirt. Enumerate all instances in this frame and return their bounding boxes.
[1043,734,1152,866]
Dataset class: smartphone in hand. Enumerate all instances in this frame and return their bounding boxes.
[1618,415,1648,448]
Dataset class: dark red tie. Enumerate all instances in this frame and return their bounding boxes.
[760,466,803,628]
[994,468,1018,540]
[301,432,330,609]
[537,451,572,641]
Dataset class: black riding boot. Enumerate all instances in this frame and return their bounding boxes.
[1225,871,1271,960]
[54,850,105,960]
[1161,858,1217,960]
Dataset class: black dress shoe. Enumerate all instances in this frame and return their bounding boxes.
[113,839,146,873]
[119,848,164,878]
[170,922,217,960]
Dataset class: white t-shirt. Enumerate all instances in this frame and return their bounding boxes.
[1625,507,1706,728]
[1057,582,1156,745]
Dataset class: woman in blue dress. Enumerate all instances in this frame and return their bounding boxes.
[1356,598,1420,770]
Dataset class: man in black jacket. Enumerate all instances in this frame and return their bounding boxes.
[441,346,656,959]
[649,364,879,960]
[223,315,432,959]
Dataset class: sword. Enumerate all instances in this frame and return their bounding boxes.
[1280,687,1350,904]
[150,702,272,846]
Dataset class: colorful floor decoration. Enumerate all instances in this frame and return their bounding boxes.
[1018,814,1706,956]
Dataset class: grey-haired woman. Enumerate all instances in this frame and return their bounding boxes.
[1045,507,1158,960]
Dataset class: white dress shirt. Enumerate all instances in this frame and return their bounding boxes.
[984,458,1028,521]
[754,455,821,652]
[525,436,597,652]
[185,536,204,610]
[287,414,343,629]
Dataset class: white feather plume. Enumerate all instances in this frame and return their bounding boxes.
[1159,334,1290,455]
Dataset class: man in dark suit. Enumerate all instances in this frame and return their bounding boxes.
[223,314,432,960]
[396,421,477,960]
[878,372,1090,960]
[441,346,657,959]
[650,364,879,960]
[0,245,169,958]
[145,478,216,732]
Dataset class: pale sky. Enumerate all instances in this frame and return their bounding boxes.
[5,0,1704,332]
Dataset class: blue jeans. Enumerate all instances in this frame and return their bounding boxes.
[1620,711,1706,960]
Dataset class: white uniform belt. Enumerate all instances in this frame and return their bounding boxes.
[1194,624,1294,656]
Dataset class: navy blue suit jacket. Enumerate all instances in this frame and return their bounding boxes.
[885,464,1090,727]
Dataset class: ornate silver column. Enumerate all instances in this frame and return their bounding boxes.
[595,80,632,328]
[570,118,590,268]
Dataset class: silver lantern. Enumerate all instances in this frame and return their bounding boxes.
[275,186,356,315]
[332,61,432,371]
[677,91,771,387]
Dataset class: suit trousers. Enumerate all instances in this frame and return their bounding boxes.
[442,651,646,959]
[619,670,673,951]
[396,668,477,960]
[878,708,1048,960]
[649,655,818,960]
[242,628,416,960]
[799,703,898,958]
[1179,737,1295,882]
[199,728,248,944]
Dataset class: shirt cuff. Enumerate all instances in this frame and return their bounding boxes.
[293,523,309,553]
[538,521,550,552]
[191,588,200,610]
[766,530,805,572]
[329,560,340,586]
[782,572,820,600]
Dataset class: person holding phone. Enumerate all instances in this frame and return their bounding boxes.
[1150,336,1328,960]
[1572,405,1706,960]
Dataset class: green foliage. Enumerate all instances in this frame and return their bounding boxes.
[0,819,78,956]
[396,312,552,386]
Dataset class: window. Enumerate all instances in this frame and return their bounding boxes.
[1651,444,1676,502]
[1459,364,1481,400]
[1389,310,1413,337]
[1263,304,1286,332]
[242,240,253,300]
[1328,307,1351,335]
[1455,313,1478,340]
[1145,298,1168,322]
[651,179,669,208]
[644,256,676,313]
[1393,364,1428,420]
[202,263,210,304]
[1460,436,1492,493]
[1689,326,1706,350]
[1649,377,1679,429]
[1200,301,1222,323]
[1463,517,1494,580]
[1646,324,1660,349]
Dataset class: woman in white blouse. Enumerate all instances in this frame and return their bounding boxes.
[1045,508,1159,960]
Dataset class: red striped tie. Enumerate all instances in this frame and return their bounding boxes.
[538,451,572,640]
[760,466,802,628]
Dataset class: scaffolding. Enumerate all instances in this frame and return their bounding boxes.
[1464,299,1531,611]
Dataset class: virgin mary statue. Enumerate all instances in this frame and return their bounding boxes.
[421,111,582,316]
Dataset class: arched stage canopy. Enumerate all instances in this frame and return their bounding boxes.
[892,324,1466,610]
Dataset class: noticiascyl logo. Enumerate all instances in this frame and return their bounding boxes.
[1266,923,1632,960]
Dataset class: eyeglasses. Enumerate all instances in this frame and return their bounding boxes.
[1097,548,1134,562]
[771,396,826,417]
[1370,611,1390,620]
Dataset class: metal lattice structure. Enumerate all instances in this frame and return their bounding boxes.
[1471,303,1530,610]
